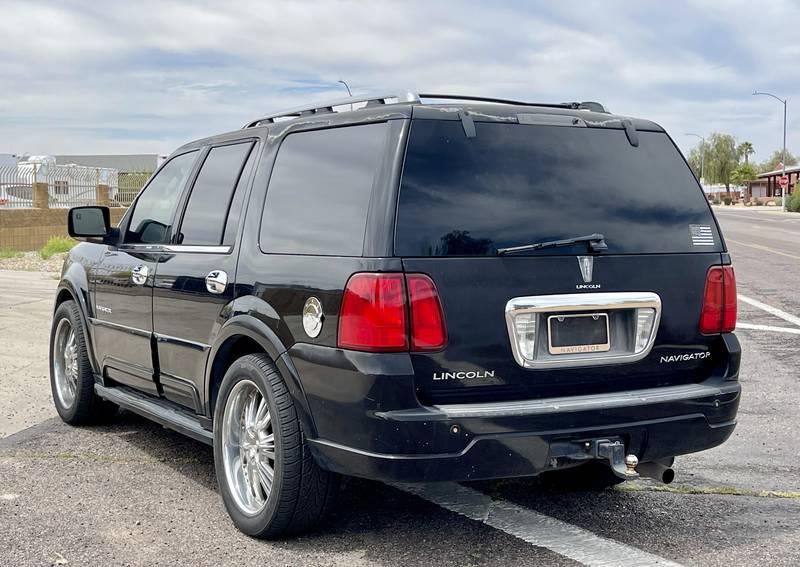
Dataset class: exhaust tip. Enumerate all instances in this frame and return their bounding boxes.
[662,467,675,485]
[636,461,676,484]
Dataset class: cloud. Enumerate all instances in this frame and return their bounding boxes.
[0,0,797,160]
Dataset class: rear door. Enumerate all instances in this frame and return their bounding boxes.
[152,140,257,411]
[395,117,725,405]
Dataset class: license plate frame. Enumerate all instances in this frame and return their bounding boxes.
[547,312,610,355]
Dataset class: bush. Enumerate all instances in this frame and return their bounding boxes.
[774,197,783,207]
[39,236,76,260]
[722,195,732,206]
[0,248,22,259]
[788,187,800,212]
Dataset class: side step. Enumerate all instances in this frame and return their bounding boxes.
[95,383,213,445]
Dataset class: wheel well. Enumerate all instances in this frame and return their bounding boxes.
[55,288,75,309]
[208,335,267,414]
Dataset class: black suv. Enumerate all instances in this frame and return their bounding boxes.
[51,93,741,538]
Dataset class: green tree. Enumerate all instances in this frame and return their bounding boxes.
[731,162,757,187]
[687,144,705,180]
[705,133,739,193]
[758,149,799,173]
[737,141,754,165]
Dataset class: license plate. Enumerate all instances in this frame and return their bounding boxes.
[547,313,610,355]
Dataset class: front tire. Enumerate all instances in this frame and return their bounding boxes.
[213,354,339,538]
[49,300,117,424]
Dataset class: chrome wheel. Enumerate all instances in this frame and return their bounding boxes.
[221,379,276,516]
[53,318,78,408]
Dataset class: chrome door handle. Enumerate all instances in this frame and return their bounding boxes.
[205,270,228,294]
[131,265,149,285]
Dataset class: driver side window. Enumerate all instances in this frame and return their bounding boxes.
[125,151,198,244]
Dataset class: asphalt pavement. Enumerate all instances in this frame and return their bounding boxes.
[1,207,799,566]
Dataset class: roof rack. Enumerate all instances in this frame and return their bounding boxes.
[419,94,607,113]
[242,92,607,128]
[242,92,420,128]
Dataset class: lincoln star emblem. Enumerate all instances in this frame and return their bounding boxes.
[577,256,593,283]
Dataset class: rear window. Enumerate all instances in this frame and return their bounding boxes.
[260,123,388,256]
[395,120,720,256]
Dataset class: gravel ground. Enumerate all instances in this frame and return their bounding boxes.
[0,251,66,272]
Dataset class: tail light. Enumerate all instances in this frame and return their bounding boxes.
[338,272,447,352]
[699,265,737,334]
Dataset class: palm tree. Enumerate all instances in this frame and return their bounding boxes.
[737,141,754,165]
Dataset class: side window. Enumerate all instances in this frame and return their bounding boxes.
[126,151,197,244]
[222,145,258,245]
[178,142,254,246]
[260,123,388,256]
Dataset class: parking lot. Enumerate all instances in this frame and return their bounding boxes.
[1,207,799,567]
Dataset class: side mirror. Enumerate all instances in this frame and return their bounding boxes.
[68,206,111,239]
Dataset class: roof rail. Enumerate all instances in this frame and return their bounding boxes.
[242,92,420,128]
[419,94,608,113]
[242,92,609,129]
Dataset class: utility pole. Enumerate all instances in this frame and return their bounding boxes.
[753,91,789,212]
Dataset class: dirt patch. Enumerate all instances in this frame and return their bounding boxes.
[0,251,66,272]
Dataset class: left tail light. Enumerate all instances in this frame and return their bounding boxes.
[337,272,447,352]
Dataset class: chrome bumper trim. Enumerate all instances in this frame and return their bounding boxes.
[433,382,739,419]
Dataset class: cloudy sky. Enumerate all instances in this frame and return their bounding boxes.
[1,0,798,162]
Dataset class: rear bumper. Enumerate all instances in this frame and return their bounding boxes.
[286,340,741,483]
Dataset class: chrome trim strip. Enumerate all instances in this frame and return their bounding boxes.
[88,317,150,338]
[434,383,740,419]
[162,245,231,254]
[154,332,210,351]
[505,292,662,369]
[119,244,232,254]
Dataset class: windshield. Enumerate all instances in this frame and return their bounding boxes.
[395,120,721,256]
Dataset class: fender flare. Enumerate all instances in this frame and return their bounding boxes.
[55,275,100,376]
[204,315,317,438]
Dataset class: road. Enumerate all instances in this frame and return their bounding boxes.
[1,207,799,566]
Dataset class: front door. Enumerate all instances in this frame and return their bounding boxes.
[153,140,257,411]
[90,150,199,396]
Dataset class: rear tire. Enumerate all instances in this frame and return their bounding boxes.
[540,461,625,491]
[213,354,339,538]
[49,300,117,424]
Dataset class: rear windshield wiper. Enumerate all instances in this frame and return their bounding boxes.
[496,233,608,256]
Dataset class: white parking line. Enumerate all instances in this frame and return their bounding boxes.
[737,322,800,335]
[397,482,683,567]
[739,294,800,328]
[726,239,800,261]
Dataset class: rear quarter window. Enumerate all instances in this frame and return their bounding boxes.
[260,123,389,256]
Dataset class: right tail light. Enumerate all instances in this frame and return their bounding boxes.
[699,265,737,334]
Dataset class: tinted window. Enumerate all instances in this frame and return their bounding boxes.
[126,151,197,244]
[395,120,720,256]
[223,145,258,245]
[260,123,388,256]
[179,142,254,245]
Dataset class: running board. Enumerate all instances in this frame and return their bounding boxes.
[95,383,213,445]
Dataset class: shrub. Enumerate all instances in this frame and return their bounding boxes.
[0,248,22,259]
[722,195,732,206]
[774,197,783,207]
[39,236,76,260]
[788,187,800,213]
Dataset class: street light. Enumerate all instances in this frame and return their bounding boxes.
[338,80,353,111]
[337,80,352,97]
[685,133,706,187]
[752,90,788,212]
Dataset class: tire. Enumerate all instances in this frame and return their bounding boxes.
[213,354,339,538]
[49,300,117,424]
[540,461,626,491]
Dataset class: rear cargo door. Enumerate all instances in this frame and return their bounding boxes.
[396,117,726,405]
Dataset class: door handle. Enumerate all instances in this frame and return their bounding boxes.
[205,270,228,294]
[131,265,149,285]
